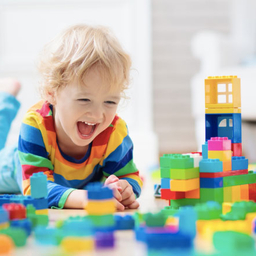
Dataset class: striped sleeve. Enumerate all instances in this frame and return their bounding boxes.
[102,117,143,197]
[18,107,73,208]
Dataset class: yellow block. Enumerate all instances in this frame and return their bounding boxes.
[232,185,241,202]
[61,237,94,252]
[86,200,115,215]
[0,222,9,230]
[170,178,199,192]
[205,108,241,114]
[166,216,179,226]
[36,209,48,215]
[240,184,249,201]
[223,186,232,202]
[208,150,232,161]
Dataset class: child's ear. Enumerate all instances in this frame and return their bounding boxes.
[46,90,56,105]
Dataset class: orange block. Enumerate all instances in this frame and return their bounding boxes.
[170,178,199,192]
[185,188,200,199]
[223,160,232,172]
[240,184,249,201]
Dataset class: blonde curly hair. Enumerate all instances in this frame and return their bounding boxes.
[37,24,132,99]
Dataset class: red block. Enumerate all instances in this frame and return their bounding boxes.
[200,169,248,178]
[249,183,256,202]
[161,189,185,200]
[232,143,242,157]
[2,203,26,220]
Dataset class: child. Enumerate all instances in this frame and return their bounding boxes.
[0,25,143,210]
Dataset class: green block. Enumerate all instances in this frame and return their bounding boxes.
[200,188,223,204]
[213,231,255,253]
[0,227,27,247]
[160,167,171,178]
[160,206,179,218]
[170,167,199,180]
[170,198,200,208]
[195,202,222,220]
[88,214,114,227]
[35,214,49,226]
[160,154,194,169]
[223,173,256,187]
[143,212,167,227]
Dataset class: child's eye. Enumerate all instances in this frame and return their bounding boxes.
[78,98,90,102]
[105,101,117,105]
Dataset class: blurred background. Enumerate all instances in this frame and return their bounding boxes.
[1,0,256,174]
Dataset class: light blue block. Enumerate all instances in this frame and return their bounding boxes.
[199,159,223,173]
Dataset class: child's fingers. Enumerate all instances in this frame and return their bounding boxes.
[114,199,125,211]
[104,175,119,185]
[121,193,136,206]
[126,200,140,209]
[108,185,122,202]
[120,185,133,201]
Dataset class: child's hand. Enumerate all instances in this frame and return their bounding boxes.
[104,175,139,211]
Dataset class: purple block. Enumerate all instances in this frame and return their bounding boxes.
[95,232,115,249]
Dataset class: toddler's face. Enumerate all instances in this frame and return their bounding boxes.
[51,66,121,156]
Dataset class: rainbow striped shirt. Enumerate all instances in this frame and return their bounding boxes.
[16,101,142,208]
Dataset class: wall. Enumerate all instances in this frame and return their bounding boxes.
[152,0,231,154]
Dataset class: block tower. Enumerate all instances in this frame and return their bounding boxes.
[160,76,256,207]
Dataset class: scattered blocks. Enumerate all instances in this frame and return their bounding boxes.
[30,172,47,199]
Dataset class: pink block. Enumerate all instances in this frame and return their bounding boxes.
[208,137,231,151]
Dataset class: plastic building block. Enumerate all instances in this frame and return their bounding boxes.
[222,160,232,171]
[185,188,200,199]
[0,227,27,247]
[177,206,197,238]
[2,203,26,220]
[195,201,222,220]
[0,208,9,224]
[161,189,185,200]
[114,215,135,230]
[170,178,199,192]
[182,152,202,167]
[213,231,255,254]
[170,198,200,208]
[30,172,47,199]
[86,182,113,200]
[170,167,199,180]
[160,167,170,178]
[10,219,32,236]
[202,142,208,159]
[200,177,223,188]
[95,232,114,249]
[223,186,232,202]
[86,200,115,215]
[200,188,223,204]
[248,183,256,202]
[240,184,249,201]
[208,150,232,161]
[34,226,60,245]
[232,156,248,171]
[61,237,94,252]
[205,113,242,144]
[200,169,248,178]
[199,159,223,173]
[208,137,231,151]
[223,172,256,187]
[161,178,171,189]
[0,234,14,254]
[143,212,167,227]
[205,76,241,109]
[160,154,194,169]
[88,214,115,228]
[232,142,242,157]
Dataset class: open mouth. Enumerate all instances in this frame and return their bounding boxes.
[77,121,98,139]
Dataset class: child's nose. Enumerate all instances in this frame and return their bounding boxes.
[87,105,103,119]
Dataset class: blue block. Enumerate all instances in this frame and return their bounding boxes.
[114,215,135,230]
[178,206,197,239]
[161,178,170,189]
[202,142,208,159]
[23,197,48,210]
[0,207,9,224]
[30,172,48,199]
[199,159,223,173]
[146,231,193,250]
[86,182,113,200]
[11,219,32,236]
[206,113,241,143]
[200,177,223,188]
[34,227,60,245]
[232,156,248,171]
